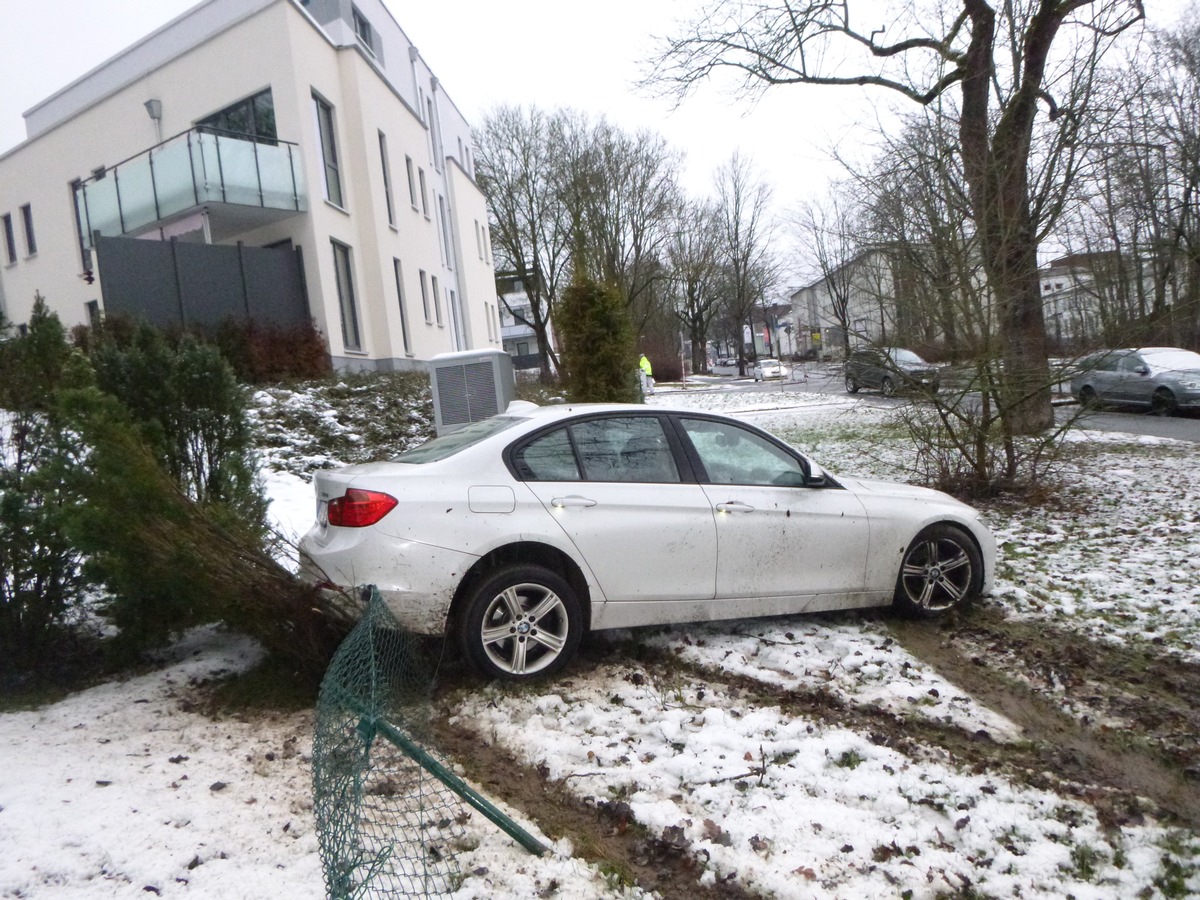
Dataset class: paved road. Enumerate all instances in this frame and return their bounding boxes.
[686,368,1200,444]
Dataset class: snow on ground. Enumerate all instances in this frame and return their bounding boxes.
[3,386,1199,897]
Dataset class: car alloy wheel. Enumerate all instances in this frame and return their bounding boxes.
[1151,388,1178,417]
[845,375,859,394]
[893,524,982,617]
[460,564,583,680]
[880,376,896,397]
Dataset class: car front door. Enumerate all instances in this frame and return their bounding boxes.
[512,415,717,604]
[674,416,870,600]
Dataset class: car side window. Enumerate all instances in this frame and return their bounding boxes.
[570,417,680,483]
[1118,355,1144,373]
[513,427,581,481]
[679,417,807,487]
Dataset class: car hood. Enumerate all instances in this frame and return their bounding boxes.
[835,474,974,511]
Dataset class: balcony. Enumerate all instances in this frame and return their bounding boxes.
[75,127,307,249]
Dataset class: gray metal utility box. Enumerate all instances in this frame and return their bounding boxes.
[428,349,516,436]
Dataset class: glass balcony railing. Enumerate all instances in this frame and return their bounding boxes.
[75,127,306,249]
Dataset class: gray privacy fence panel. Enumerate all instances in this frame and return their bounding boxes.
[96,236,308,329]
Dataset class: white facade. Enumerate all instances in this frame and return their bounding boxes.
[790,249,901,358]
[0,0,500,371]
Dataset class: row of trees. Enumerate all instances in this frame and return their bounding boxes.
[476,108,782,384]
[797,13,1200,367]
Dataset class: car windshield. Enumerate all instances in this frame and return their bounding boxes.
[393,415,525,463]
[759,359,780,366]
[888,349,924,364]
[1142,349,1200,371]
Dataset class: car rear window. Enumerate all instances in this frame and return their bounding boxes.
[393,415,524,464]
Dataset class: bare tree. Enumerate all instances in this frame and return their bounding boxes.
[668,200,725,372]
[715,151,779,373]
[567,119,684,331]
[475,106,575,381]
[793,189,866,357]
[647,0,1144,434]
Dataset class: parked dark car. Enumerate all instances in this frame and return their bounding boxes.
[844,348,939,396]
[1071,347,1200,415]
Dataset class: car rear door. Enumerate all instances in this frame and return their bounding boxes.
[511,415,717,604]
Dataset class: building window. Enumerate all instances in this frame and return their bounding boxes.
[438,196,454,269]
[2,214,16,264]
[393,258,412,355]
[198,88,277,142]
[313,94,343,207]
[431,275,442,325]
[378,132,395,226]
[331,240,361,351]
[419,269,431,322]
[20,204,36,256]
[405,156,417,208]
[85,300,101,329]
[352,7,376,56]
[418,168,429,216]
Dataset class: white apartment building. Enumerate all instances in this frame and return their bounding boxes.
[0,0,501,371]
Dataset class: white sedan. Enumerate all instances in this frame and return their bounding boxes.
[299,403,995,681]
[752,358,788,381]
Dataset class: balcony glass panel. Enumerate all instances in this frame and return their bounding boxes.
[116,157,158,233]
[214,135,261,207]
[150,139,197,216]
[80,178,120,241]
[193,132,226,204]
[259,143,305,210]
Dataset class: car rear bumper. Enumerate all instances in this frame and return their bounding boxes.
[298,530,475,634]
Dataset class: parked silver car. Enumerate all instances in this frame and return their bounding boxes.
[1071,347,1200,415]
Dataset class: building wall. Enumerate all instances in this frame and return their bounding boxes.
[0,0,496,372]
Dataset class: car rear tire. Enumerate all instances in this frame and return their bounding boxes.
[881,376,896,397]
[845,375,859,394]
[1151,388,1178,417]
[1078,385,1099,409]
[893,524,982,618]
[459,564,583,680]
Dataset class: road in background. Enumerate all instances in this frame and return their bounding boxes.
[685,365,1200,444]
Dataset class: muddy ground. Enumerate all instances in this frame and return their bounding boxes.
[430,602,1200,897]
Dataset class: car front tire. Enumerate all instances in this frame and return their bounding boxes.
[893,524,983,618]
[459,564,583,680]
[1151,388,1178,417]
[881,376,896,397]
[845,375,859,393]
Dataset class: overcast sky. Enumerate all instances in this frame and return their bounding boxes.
[0,0,1188,274]
[0,1,883,206]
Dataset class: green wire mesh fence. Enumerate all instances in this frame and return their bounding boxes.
[312,586,546,900]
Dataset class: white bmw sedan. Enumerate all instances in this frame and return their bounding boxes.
[299,403,995,681]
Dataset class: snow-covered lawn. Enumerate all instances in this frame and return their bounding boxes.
[2,387,1198,898]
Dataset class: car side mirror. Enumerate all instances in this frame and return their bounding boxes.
[806,471,827,488]
[1135,365,1150,375]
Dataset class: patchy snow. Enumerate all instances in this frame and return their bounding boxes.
[3,386,1199,897]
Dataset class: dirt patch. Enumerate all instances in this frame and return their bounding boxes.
[886,606,1200,826]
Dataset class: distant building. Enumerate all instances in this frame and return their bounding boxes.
[495,273,555,373]
[0,0,500,370]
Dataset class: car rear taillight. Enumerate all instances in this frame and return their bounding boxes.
[327,489,398,527]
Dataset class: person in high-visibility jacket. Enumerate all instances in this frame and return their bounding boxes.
[638,353,655,396]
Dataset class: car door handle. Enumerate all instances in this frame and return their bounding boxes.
[715,501,755,513]
[551,495,598,509]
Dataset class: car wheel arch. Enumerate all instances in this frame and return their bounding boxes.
[449,541,593,639]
